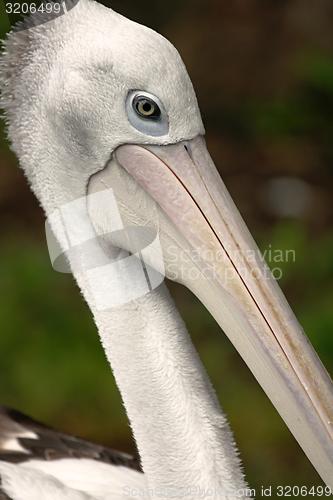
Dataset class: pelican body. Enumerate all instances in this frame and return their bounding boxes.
[0,1,332,498]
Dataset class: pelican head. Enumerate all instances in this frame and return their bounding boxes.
[1,0,332,488]
[1,0,203,214]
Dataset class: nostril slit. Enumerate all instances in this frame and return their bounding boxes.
[184,142,193,159]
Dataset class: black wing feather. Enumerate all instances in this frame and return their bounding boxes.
[0,405,141,469]
[0,405,141,498]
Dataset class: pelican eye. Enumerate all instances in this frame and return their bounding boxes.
[133,96,161,119]
[126,90,168,137]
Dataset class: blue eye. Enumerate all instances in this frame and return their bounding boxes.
[126,90,168,137]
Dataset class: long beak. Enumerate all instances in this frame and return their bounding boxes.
[115,135,333,487]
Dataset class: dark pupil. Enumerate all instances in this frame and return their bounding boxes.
[134,96,160,119]
[143,102,152,113]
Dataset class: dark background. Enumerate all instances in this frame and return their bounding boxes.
[1,0,333,495]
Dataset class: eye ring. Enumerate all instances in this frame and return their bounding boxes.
[126,90,169,137]
[133,95,161,120]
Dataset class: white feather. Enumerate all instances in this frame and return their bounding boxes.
[0,459,146,499]
[0,1,248,498]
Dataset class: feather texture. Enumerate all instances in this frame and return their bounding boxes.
[0,0,248,498]
[0,407,144,499]
[0,406,140,469]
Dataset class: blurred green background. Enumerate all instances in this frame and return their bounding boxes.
[0,0,333,496]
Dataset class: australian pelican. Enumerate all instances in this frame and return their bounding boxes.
[0,1,332,498]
